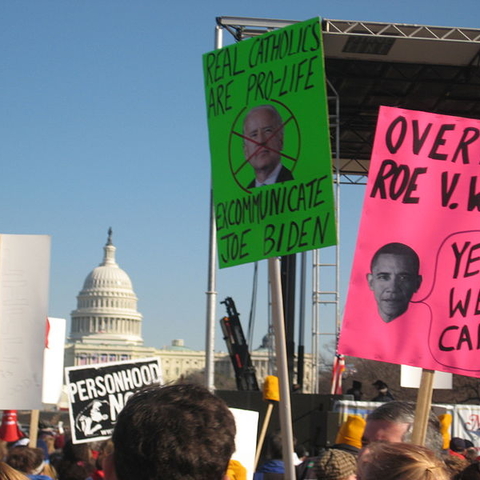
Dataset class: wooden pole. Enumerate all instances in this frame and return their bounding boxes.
[268,257,296,480]
[254,402,274,469]
[29,410,39,448]
[411,369,435,446]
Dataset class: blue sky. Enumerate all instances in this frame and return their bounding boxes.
[2,1,480,355]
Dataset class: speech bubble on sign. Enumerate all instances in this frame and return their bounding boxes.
[424,230,480,375]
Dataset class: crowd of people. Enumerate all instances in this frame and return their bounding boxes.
[0,383,478,480]
[0,430,114,480]
[257,400,479,480]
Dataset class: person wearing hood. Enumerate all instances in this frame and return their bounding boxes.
[371,380,395,402]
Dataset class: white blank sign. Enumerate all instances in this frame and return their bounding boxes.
[0,235,51,410]
[401,365,452,389]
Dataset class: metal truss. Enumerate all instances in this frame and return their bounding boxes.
[323,19,480,42]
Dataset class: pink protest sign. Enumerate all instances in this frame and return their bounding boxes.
[338,106,480,378]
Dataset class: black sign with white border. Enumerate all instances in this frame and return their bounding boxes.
[66,357,162,444]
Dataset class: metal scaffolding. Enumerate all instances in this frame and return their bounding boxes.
[208,15,480,392]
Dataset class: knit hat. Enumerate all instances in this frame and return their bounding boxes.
[225,459,247,480]
[315,449,357,480]
[465,439,474,449]
[450,437,466,453]
[334,415,366,450]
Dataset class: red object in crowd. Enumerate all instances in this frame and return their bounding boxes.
[54,433,66,450]
[91,470,105,480]
[0,410,24,442]
[331,354,346,395]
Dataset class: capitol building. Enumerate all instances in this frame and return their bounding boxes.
[64,231,314,391]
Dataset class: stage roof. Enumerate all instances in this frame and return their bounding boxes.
[217,17,480,183]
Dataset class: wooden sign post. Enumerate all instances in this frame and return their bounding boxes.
[411,369,435,446]
[29,410,39,448]
[269,257,296,480]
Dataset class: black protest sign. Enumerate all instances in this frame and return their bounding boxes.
[66,358,162,443]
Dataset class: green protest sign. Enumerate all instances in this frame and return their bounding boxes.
[203,17,336,268]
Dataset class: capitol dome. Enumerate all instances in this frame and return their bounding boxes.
[82,253,133,292]
[70,229,143,345]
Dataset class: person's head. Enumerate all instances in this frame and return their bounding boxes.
[95,439,114,471]
[358,442,449,480]
[263,430,292,461]
[373,380,386,389]
[262,430,297,462]
[243,105,284,182]
[362,402,443,454]
[61,439,93,464]
[315,449,357,480]
[0,462,29,480]
[56,439,95,480]
[372,380,389,394]
[457,461,480,480]
[111,383,236,480]
[367,242,422,322]
[442,454,469,479]
[5,447,44,475]
[335,415,366,452]
[450,438,467,455]
[295,444,309,461]
[465,446,478,464]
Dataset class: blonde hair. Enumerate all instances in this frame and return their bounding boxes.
[0,462,29,480]
[42,462,58,480]
[358,442,449,480]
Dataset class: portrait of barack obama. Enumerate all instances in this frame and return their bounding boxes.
[367,242,422,323]
[243,104,294,189]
